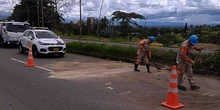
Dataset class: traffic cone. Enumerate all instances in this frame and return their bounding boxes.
[26,45,35,67]
[161,65,184,109]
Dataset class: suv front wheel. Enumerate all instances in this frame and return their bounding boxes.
[19,44,25,54]
[32,46,40,58]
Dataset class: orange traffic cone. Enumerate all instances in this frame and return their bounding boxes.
[26,46,35,67]
[161,65,184,109]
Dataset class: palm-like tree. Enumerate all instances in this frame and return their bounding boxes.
[111,11,145,25]
[111,11,145,39]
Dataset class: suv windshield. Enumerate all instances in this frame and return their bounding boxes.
[6,23,29,32]
[35,31,58,39]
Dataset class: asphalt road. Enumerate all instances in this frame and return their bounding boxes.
[0,48,149,110]
[1,47,220,110]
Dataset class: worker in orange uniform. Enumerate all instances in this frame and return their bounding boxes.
[176,35,203,90]
[134,36,155,73]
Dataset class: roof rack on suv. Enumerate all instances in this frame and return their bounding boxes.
[30,27,49,30]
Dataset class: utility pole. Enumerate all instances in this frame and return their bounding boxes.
[41,0,44,27]
[55,0,57,26]
[79,0,82,38]
[27,7,29,22]
[96,0,104,36]
[37,0,40,27]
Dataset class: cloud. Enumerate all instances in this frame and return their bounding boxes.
[184,14,220,25]
[0,0,220,25]
[0,0,19,13]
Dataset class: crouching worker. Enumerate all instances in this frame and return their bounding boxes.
[134,36,155,73]
[176,35,203,90]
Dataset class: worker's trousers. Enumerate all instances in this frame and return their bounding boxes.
[136,53,149,65]
[177,62,195,86]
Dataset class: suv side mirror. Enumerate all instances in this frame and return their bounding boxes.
[3,26,6,32]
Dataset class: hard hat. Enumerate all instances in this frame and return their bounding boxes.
[149,36,155,42]
[189,35,198,46]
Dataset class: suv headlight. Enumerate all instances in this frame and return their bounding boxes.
[58,42,65,45]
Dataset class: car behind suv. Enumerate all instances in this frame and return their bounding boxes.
[19,27,66,57]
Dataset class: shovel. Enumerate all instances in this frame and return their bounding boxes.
[151,58,163,70]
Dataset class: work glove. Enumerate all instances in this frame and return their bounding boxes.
[190,60,195,66]
[198,48,203,52]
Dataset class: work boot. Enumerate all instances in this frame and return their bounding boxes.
[134,64,140,72]
[146,64,151,73]
[190,85,200,90]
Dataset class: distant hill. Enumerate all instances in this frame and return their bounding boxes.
[0,11,9,19]
[62,17,220,28]
[136,21,185,27]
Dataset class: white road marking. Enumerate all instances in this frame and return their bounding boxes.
[11,58,54,72]
[35,66,54,72]
[11,58,26,64]
[209,93,218,97]
[203,92,210,95]
[203,92,219,97]
[120,91,131,95]
[106,87,114,90]
[105,82,112,85]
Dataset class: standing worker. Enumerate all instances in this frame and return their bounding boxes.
[134,36,155,73]
[176,35,203,90]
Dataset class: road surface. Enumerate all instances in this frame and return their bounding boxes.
[0,47,220,110]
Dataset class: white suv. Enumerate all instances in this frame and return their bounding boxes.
[19,28,66,57]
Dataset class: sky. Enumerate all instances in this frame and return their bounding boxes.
[1,0,220,26]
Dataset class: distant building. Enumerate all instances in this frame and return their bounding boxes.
[87,17,95,25]
[87,17,95,30]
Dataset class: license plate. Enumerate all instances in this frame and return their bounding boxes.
[11,38,17,41]
[53,48,59,51]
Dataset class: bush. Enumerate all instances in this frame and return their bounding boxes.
[200,51,220,75]
[66,42,138,62]
[157,32,185,46]
[66,42,178,64]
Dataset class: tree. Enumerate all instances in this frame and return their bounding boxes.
[110,11,145,40]
[183,23,188,32]
[190,24,194,29]
[7,0,64,28]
